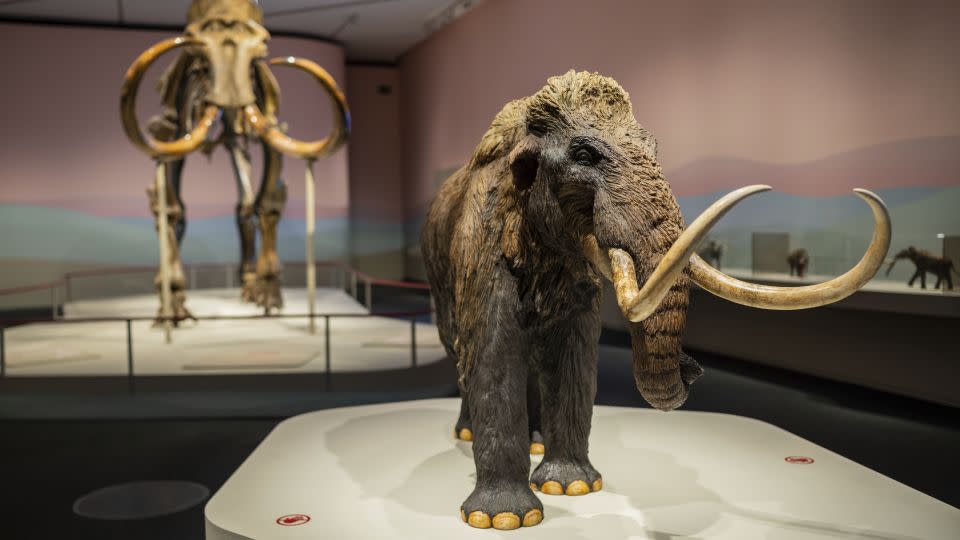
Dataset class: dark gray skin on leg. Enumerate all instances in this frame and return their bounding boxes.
[422,71,704,529]
[460,262,542,521]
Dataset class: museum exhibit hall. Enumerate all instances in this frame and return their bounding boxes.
[0,0,958,538]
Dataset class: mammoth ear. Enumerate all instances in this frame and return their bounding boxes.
[510,148,539,191]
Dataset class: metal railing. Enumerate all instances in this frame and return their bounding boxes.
[0,260,431,321]
[0,309,431,389]
[0,261,436,388]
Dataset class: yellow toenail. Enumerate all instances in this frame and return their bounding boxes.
[492,512,521,530]
[458,428,473,441]
[460,509,466,522]
[565,480,590,496]
[529,442,544,455]
[529,482,538,492]
[522,509,543,527]
[467,511,491,528]
[592,478,603,492]
[540,481,563,495]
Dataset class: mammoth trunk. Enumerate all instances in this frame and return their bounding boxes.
[593,186,703,411]
[624,261,701,411]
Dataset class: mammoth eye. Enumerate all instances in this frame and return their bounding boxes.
[572,146,599,166]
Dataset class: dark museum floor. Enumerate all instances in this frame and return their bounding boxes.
[0,337,957,540]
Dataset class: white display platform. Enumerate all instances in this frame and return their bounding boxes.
[4,288,443,376]
[205,398,959,539]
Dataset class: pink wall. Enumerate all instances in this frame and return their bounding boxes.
[345,65,405,276]
[0,22,349,220]
[399,0,960,211]
[346,66,403,223]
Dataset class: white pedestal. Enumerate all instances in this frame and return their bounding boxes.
[205,398,959,539]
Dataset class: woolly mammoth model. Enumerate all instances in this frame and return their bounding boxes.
[120,0,349,322]
[787,248,810,277]
[698,239,724,269]
[422,71,891,530]
[886,246,957,289]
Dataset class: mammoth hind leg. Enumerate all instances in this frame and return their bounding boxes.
[456,377,543,454]
[253,143,286,314]
[227,135,258,302]
[454,393,473,441]
[527,367,544,455]
[147,169,194,326]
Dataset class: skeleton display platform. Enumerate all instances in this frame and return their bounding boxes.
[3,288,442,376]
[205,398,958,539]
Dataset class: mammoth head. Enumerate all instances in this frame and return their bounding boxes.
[120,0,350,161]
[184,0,269,108]
[486,71,891,410]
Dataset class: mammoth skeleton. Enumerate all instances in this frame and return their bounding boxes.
[422,71,890,530]
[120,0,349,331]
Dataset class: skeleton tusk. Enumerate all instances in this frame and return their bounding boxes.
[689,189,891,309]
[244,56,350,160]
[609,185,772,322]
[120,36,219,159]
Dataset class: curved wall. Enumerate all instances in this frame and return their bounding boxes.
[0,22,349,293]
[399,0,960,279]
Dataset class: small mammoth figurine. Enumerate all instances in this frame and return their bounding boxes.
[422,71,891,530]
[698,240,725,269]
[886,246,957,289]
[787,248,810,277]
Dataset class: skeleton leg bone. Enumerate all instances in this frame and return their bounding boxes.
[226,132,258,302]
[253,142,286,314]
[148,163,194,333]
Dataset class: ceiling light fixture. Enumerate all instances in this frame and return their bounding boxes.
[424,0,484,34]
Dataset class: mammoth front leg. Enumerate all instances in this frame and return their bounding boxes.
[147,167,194,325]
[226,137,258,302]
[460,270,543,530]
[455,374,543,455]
[530,310,603,496]
[907,268,921,287]
[253,144,287,313]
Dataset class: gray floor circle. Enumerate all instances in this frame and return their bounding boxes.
[73,481,210,520]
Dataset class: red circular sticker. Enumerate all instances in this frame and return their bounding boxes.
[785,456,815,464]
[276,514,311,526]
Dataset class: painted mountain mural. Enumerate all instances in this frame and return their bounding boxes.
[1,136,958,285]
[666,136,960,197]
[668,136,960,279]
[403,136,960,280]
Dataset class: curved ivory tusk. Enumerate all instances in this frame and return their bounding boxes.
[689,188,891,309]
[609,184,772,322]
[120,36,219,159]
[244,56,350,160]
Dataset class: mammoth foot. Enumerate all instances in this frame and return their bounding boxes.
[152,293,196,328]
[255,277,283,314]
[460,483,543,530]
[240,272,258,303]
[530,458,602,496]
